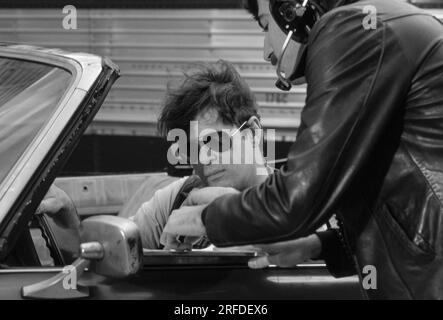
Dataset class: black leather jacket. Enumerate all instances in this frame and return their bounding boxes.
[202,0,443,299]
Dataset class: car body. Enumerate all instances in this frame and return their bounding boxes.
[0,44,362,300]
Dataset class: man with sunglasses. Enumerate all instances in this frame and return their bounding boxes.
[163,0,443,299]
[128,60,275,249]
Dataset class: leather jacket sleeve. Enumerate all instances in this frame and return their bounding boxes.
[316,229,357,278]
[202,8,411,246]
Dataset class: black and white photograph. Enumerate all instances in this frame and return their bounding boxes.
[0,0,442,307]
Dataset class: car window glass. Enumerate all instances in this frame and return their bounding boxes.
[0,58,72,188]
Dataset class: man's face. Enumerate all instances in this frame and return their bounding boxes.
[257,0,302,77]
[191,108,261,190]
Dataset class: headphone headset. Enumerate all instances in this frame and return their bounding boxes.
[270,0,319,44]
[269,0,320,91]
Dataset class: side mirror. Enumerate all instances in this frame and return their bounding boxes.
[80,215,143,278]
[22,216,143,299]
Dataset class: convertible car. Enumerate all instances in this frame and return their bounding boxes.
[0,44,362,300]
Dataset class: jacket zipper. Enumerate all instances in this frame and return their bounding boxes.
[336,212,370,300]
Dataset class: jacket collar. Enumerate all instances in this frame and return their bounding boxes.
[289,0,359,85]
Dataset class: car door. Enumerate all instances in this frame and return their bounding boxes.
[0,238,362,299]
[88,250,363,300]
[0,213,362,300]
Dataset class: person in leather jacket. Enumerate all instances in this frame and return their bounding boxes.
[164,0,443,299]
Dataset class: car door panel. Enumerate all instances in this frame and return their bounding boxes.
[0,265,361,300]
[104,266,362,300]
[0,255,362,300]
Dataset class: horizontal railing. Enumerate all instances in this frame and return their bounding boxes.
[1,7,441,140]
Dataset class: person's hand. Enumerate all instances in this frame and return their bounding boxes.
[161,205,207,250]
[247,234,322,269]
[181,187,240,206]
[36,184,73,217]
[36,185,80,230]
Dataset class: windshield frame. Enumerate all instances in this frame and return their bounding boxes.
[0,46,102,223]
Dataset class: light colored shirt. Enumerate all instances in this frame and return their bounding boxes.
[129,177,188,249]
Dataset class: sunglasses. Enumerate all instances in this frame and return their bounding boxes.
[180,121,248,163]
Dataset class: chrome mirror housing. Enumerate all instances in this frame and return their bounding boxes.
[80,215,143,279]
[22,216,143,299]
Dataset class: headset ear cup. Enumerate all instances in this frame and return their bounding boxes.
[270,0,318,44]
[279,2,297,22]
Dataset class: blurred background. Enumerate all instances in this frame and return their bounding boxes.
[0,0,442,176]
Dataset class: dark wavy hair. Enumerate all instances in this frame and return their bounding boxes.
[158,60,259,137]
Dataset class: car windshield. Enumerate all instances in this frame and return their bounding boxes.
[0,57,72,186]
